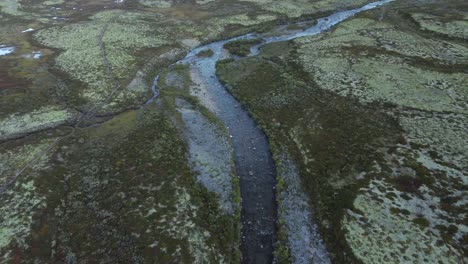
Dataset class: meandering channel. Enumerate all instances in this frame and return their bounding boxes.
[149,0,394,262]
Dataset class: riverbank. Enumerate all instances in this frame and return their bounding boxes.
[216,0,467,262]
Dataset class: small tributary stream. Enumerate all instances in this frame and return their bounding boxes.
[149,0,394,262]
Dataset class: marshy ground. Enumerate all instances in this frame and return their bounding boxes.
[1,0,467,263]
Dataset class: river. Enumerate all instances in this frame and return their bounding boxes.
[149,0,394,262]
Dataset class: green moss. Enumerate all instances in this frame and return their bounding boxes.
[0,106,75,140]
[197,49,214,58]
[412,217,430,229]
[274,234,291,264]
[223,38,262,57]
[0,0,28,17]
[0,138,53,185]
[0,180,45,249]
[0,132,57,259]
[33,11,171,111]
[239,0,371,18]
[400,209,411,216]
[42,0,64,6]
[345,182,462,263]
[296,17,468,114]
[139,0,173,8]
[411,13,468,39]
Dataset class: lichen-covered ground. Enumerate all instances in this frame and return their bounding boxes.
[217,0,467,263]
[2,0,467,263]
[0,0,374,139]
[0,105,240,262]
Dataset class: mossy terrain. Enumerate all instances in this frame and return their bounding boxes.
[0,102,240,262]
[197,49,214,58]
[216,0,467,262]
[223,39,262,57]
[0,0,382,137]
[2,0,467,263]
[0,106,77,141]
[239,0,372,18]
[1,0,248,256]
[295,17,468,113]
[32,10,173,113]
[411,12,468,40]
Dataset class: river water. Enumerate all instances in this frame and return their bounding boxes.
[149,0,394,262]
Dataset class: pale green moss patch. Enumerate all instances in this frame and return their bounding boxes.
[42,0,64,6]
[195,0,216,4]
[99,70,152,112]
[303,55,467,113]
[0,181,44,249]
[297,17,468,64]
[139,0,173,8]
[211,14,277,27]
[169,188,217,263]
[344,179,465,263]
[205,13,276,38]
[34,11,170,108]
[0,0,26,16]
[0,106,74,140]
[400,113,468,170]
[240,0,370,17]
[0,139,53,186]
[0,140,51,260]
[412,13,468,39]
[0,0,53,22]
[297,18,468,113]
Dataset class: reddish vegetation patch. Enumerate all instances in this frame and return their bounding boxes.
[395,175,423,193]
[0,68,28,93]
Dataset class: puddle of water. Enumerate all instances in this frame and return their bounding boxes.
[0,46,15,56]
[22,51,42,59]
[22,28,35,33]
[33,52,42,59]
[142,73,161,106]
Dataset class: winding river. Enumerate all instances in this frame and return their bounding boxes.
[149,0,394,262]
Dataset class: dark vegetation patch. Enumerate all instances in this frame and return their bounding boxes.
[393,175,423,193]
[223,38,262,57]
[0,15,63,119]
[0,66,30,93]
[197,49,214,58]
[412,217,430,229]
